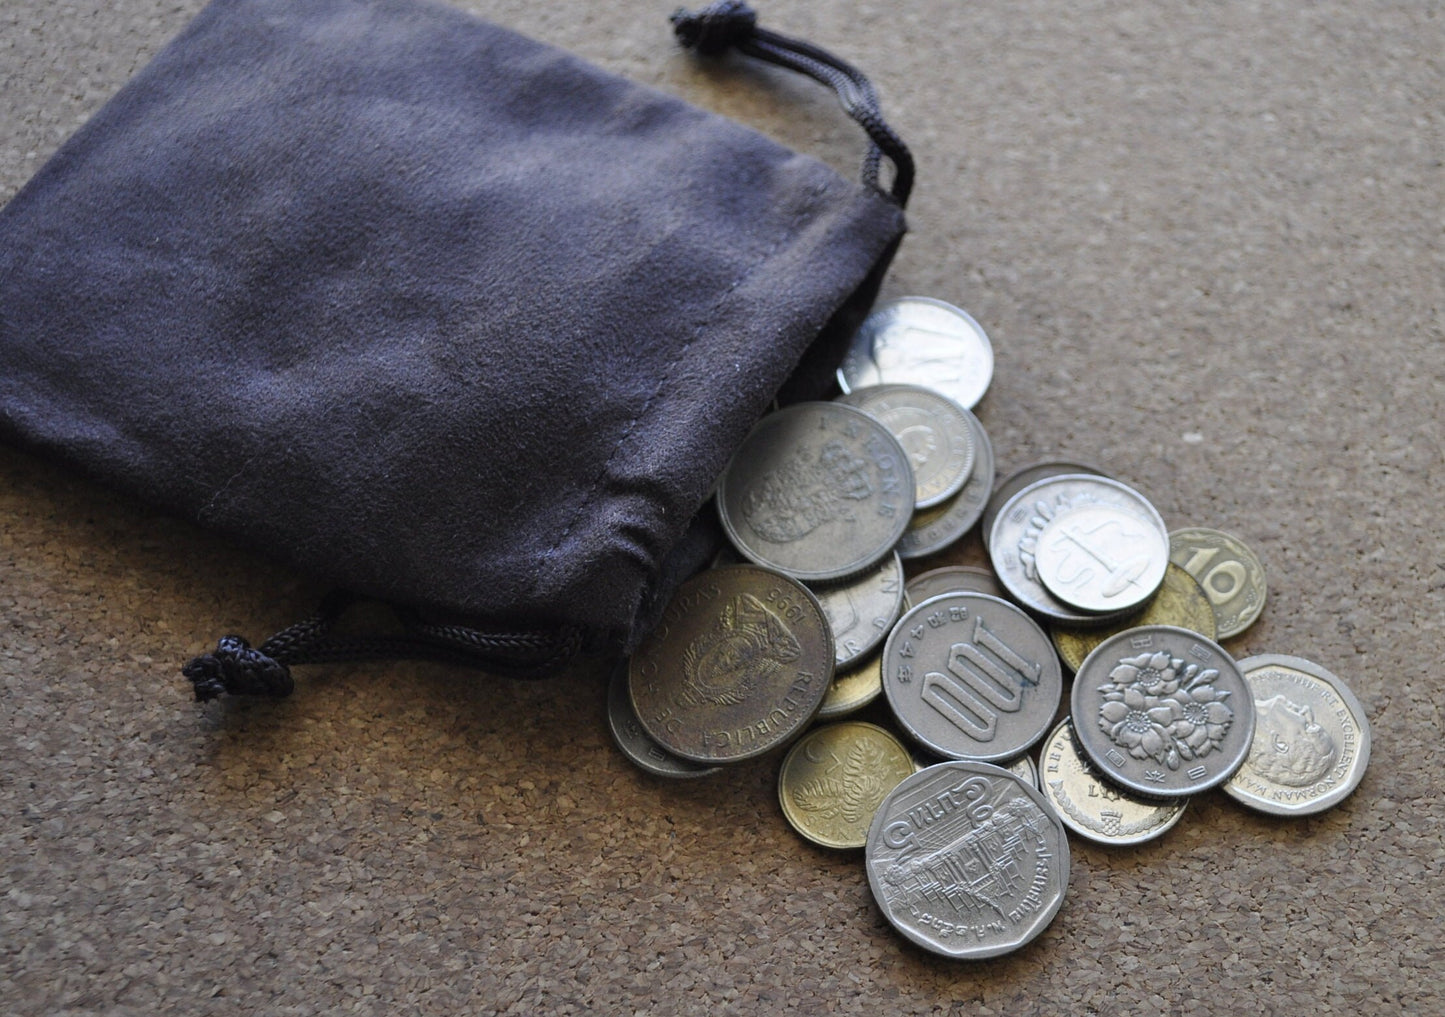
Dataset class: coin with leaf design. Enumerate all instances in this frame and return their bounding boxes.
[1069,625,1255,798]
[778,722,915,849]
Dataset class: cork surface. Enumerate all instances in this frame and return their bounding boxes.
[2,1,1441,1013]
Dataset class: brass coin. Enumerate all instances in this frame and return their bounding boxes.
[629,565,834,764]
[1168,527,1268,639]
[1050,564,1217,672]
[816,651,883,720]
[777,722,915,849]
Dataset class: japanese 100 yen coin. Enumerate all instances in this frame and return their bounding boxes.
[882,593,1063,763]
[895,407,994,560]
[1222,654,1371,816]
[778,722,916,849]
[981,459,1107,551]
[809,552,905,670]
[1168,527,1268,639]
[1069,626,1256,798]
[1039,720,1187,845]
[837,383,976,508]
[865,761,1070,959]
[629,565,834,764]
[837,297,994,410]
[988,474,1165,626]
[1050,563,1217,673]
[606,662,720,779]
[717,402,913,582]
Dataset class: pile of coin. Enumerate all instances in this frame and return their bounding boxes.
[610,296,1371,961]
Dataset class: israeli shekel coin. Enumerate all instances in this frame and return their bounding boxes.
[778,722,915,849]
[629,566,834,763]
[882,593,1063,762]
[717,402,913,582]
[988,474,1163,626]
[606,663,720,779]
[1051,564,1217,673]
[982,460,1106,551]
[817,652,884,720]
[1070,626,1255,798]
[865,761,1070,959]
[1168,527,1268,639]
[906,566,1006,608]
[838,297,995,410]
[809,552,905,670]
[1222,654,1371,816]
[1039,720,1187,845]
[837,384,976,508]
[896,409,995,560]
[1034,501,1170,614]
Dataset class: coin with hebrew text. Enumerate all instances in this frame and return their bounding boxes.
[718,402,913,582]
[865,760,1070,959]
[629,565,834,764]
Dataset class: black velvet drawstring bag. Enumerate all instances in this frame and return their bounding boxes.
[0,0,909,698]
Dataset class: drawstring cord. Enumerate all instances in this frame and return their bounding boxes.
[670,0,914,206]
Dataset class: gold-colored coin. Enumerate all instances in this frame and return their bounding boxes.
[777,722,914,849]
[1050,563,1216,672]
[815,652,882,720]
[1168,526,1268,638]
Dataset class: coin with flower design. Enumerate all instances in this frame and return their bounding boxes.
[1069,625,1255,798]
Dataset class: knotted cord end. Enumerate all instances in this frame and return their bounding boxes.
[671,1,757,56]
[182,635,295,702]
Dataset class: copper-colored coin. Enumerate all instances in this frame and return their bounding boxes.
[1050,564,1216,672]
[629,566,834,764]
[778,722,915,849]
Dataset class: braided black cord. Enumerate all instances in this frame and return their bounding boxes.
[670,1,914,206]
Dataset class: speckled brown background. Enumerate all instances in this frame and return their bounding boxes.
[3,1,1441,1013]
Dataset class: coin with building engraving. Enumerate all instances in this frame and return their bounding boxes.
[837,384,976,508]
[988,474,1162,626]
[896,408,994,560]
[817,651,883,720]
[838,297,994,410]
[881,593,1062,763]
[1168,527,1268,638]
[808,552,905,670]
[1039,720,1187,845]
[905,566,1006,609]
[778,722,916,849]
[981,460,1107,551]
[717,402,913,582]
[865,760,1070,959]
[1051,564,1216,673]
[629,565,834,764]
[1222,654,1371,816]
[606,662,720,779]
[1070,626,1255,798]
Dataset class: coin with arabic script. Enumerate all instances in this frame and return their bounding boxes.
[865,761,1070,959]
[717,402,913,582]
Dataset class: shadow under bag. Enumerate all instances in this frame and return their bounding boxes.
[0,0,909,696]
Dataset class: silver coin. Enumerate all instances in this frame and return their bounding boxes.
[808,552,906,670]
[606,662,720,779]
[981,460,1107,551]
[988,474,1164,625]
[837,384,976,508]
[1034,501,1170,614]
[1168,527,1268,639]
[895,408,994,560]
[1039,719,1187,845]
[865,760,1070,959]
[881,593,1063,762]
[837,297,994,410]
[717,402,913,582]
[1069,626,1256,798]
[904,565,1006,609]
[1222,654,1371,816]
